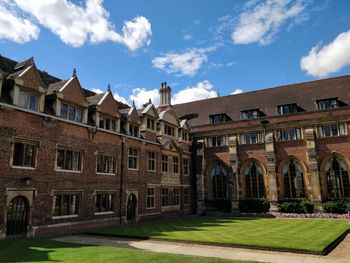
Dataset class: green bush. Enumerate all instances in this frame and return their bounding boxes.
[278,199,314,213]
[301,199,315,214]
[321,199,349,214]
[239,199,270,213]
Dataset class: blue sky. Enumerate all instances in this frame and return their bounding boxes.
[1,0,350,107]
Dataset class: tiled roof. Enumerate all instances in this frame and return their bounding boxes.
[87,93,105,105]
[173,75,350,127]
[47,80,68,95]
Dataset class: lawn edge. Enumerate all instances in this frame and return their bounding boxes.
[83,230,350,256]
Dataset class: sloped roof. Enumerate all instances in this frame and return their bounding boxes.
[173,75,350,127]
[86,93,105,105]
[47,80,68,95]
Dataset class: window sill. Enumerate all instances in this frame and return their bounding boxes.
[128,168,139,171]
[11,165,35,170]
[147,170,156,173]
[317,135,348,139]
[52,214,78,220]
[94,211,114,216]
[55,169,82,173]
[96,172,116,176]
[146,206,155,210]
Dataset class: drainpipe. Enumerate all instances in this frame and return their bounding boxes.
[180,153,184,216]
[119,137,125,225]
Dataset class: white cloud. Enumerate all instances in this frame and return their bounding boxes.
[113,92,129,105]
[129,87,159,108]
[92,88,104,94]
[300,29,350,77]
[231,88,243,94]
[183,34,192,41]
[152,46,217,76]
[172,80,217,104]
[11,0,151,51]
[232,0,309,45]
[0,2,39,43]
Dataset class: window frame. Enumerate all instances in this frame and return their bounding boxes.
[11,140,38,169]
[161,188,169,207]
[128,147,139,170]
[239,131,264,145]
[94,193,114,214]
[173,156,179,174]
[146,188,155,209]
[55,147,83,172]
[183,188,190,205]
[52,193,80,219]
[96,153,117,175]
[183,158,189,176]
[18,90,38,111]
[276,128,303,142]
[317,123,347,138]
[60,103,84,123]
[161,154,168,173]
[147,151,156,172]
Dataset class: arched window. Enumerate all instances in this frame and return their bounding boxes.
[211,164,228,199]
[325,156,350,198]
[244,161,265,198]
[283,159,305,198]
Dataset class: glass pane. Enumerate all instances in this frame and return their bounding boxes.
[29,94,38,111]
[68,106,75,121]
[65,150,73,170]
[13,143,24,166]
[57,149,65,169]
[18,92,28,109]
[76,109,83,123]
[24,144,35,167]
[60,104,67,118]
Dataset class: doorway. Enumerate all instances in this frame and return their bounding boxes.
[6,196,28,237]
[126,194,137,223]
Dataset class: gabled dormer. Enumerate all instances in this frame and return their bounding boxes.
[46,69,88,124]
[3,57,46,112]
[179,119,190,143]
[158,108,180,142]
[120,104,141,137]
[87,89,120,132]
[139,99,159,141]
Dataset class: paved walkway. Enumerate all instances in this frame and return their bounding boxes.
[54,234,350,263]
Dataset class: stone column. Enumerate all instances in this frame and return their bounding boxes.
[264,130,278,211]
[195,139,206,215]
[228,135,239,214]
[305,128,322,209]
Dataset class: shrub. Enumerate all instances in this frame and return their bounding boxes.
[278,200,303,213]
[322,199,349,214]
[301,199,315,214]
[278,199,314,213]
[239,199,270,213]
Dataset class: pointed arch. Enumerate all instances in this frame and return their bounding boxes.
[206,162,230,199]
[240,158,266,198]
[320,152,350,198]
[278,156,307,199]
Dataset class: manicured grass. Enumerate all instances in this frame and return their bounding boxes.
[0,238,257,263]
[87,216,350,253]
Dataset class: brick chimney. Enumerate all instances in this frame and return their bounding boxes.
[159,81,171,107]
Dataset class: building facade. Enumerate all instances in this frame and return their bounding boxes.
[173,75,350,213]
[0,56,192,238]
[1,54,350,238]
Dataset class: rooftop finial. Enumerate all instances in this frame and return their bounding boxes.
[107,83,111,92]
[132,100,136,108]
[149,98,152,104]
[72,68,77,77]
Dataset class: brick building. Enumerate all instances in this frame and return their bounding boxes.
[1,54,350,239]
[173,75,350,213]
[0,56,191,238]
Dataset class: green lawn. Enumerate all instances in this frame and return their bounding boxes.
[87,216,350,253]
[0,239,257,263]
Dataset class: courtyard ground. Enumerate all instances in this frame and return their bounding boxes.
[86,216,350,254]
[0,238,257,263]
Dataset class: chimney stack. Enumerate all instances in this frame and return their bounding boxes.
[159,81,171,107]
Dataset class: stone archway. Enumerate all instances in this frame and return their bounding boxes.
[6,196,29,237]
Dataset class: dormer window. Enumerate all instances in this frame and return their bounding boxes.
[60,103,83,123]
[18,91,38,111]
[277,103,298,115]
[147,118,155,130]
[164,124,175,136]
[129,124,139,137]
[210,113,231,124]
[317,98,339,110]
[99,114,116,131]
[241,109,263,120]
[182,131,189,141]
